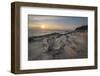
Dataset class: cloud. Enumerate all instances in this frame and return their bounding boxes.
[28,15,88,30]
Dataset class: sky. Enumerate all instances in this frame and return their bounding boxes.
[28,15,88,30]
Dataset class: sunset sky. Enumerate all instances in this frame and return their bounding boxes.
[28,15,88,30]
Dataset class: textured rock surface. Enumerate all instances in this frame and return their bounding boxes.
[28,30,88,60]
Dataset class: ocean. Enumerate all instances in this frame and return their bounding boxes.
[28,29,69,37]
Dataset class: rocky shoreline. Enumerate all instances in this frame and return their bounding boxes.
[28,26,88,60]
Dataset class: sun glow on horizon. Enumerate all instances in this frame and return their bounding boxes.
[41,25,46,29]
[29,24,76,30]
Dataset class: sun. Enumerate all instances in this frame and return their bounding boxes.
[41,25,46,29]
